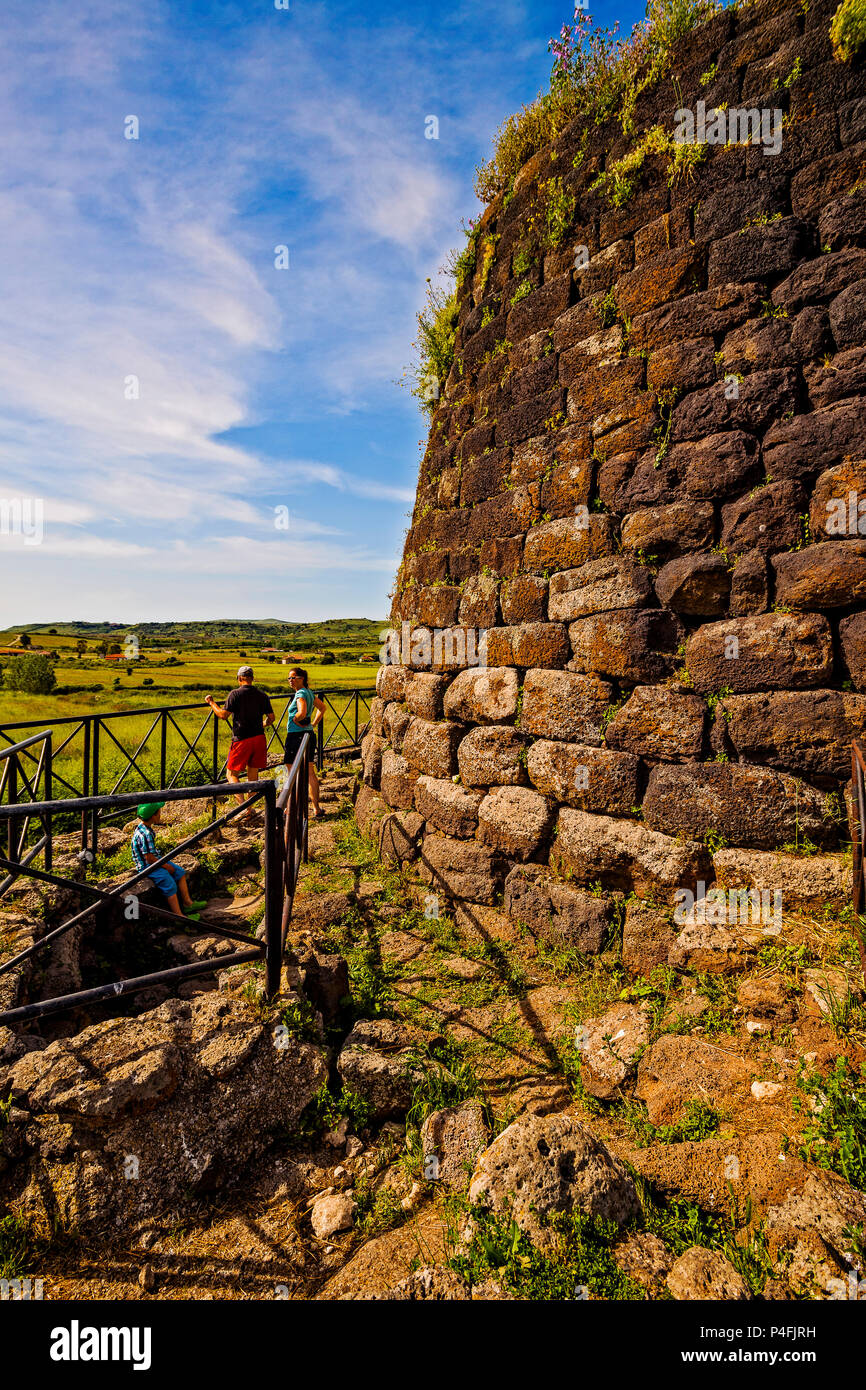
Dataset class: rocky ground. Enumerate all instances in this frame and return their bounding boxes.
[1,763,865,1301]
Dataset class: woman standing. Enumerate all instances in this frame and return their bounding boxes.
[284,667,325,817]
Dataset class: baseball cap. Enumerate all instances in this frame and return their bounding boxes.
[237,665,254,679]
[137,801,165,821]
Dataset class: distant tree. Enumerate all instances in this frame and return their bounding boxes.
[5,653,56,694]
[142,677,154,687]
[18,632,31,649]
[48,628,57,636]
[107,643,122,656]
[95,640,109,656]
[239,650,247,658]
[76,639,87,659]
[126,667,133,676]
[319,651,336,665]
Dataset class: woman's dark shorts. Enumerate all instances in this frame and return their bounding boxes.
[283,731,312,768]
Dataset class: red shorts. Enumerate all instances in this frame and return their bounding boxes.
[227,734,268,773]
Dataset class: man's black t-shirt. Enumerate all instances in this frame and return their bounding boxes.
[223,685,273,741]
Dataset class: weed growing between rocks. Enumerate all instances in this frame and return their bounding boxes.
[793,1058,866,1190]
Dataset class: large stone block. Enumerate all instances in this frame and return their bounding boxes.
[763,399,866,483]
[405,672,449,722]
[620,501,715,558]
[579,1002,653,1099]
[486,622,570,669]
[527,740,640,816]
[635,1036,758,1126]
[476,785,555,861]
[552,808,711,903]
[809,461,866,540]
[500,574,548,624]
[548,556,652,621]
[654,553,731,616]
[379,810,425,866]
[720,689,866,780]
[503,863,610,953]
[457,725,527,787]
[568,609,684,683]
[642,762,839,850]
[361,732,385,788]
[376,664,409,701]
[383,701,412,752]
[520,669,614,743]
[605,686,707,762]
[772,541,866,609]
[457,573,499,628]
[713,847,851,910]
[720,480,806,556]
[443,667,519,724]
[418,833,506,905]
[840,611,866,690]
[622,901,678,978]
[685,613,834,691]
[414,776,484,838]
[380,750,418,810]
[523,513,615,573]
[401,718,463,779]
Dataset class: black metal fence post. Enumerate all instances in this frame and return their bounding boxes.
[44,737,53,874]
[354,688,360,744]
[317,702,324,773]
[90,719,100,858]
[7,757,18,868]
[263,784,283,998]
[159,709,167,787]
[80,717,91,851]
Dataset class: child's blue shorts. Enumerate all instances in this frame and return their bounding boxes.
[147,861,186,897]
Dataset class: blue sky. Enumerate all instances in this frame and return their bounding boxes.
[0,0,636,624]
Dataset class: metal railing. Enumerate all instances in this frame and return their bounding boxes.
[850,739,866,985]
[0,733,312,1025]
[0,731,53,895]
[0,688,372,864]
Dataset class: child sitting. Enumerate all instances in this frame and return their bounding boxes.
[131,802,207,920]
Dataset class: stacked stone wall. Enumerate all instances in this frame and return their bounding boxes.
[360,0,866,935]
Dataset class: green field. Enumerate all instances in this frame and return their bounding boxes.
[0,620,382,807]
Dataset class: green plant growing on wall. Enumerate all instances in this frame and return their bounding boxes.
[830,0,866,61]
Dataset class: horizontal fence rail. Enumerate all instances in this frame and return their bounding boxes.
[0,732,313,1025]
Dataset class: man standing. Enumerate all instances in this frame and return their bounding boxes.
[206,665,274,820]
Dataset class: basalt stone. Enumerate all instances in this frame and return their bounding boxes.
[486,622,570,669]
[418,833,506,906]
[718,315,797,374]
[613,244,706,321]
[383,702,412,752]
[476,785,555,861]
[819,188,866,252]
[772,541,866,609]
[443,667,519,724]
[523,513,616,573]
[500,574,548,624]
[380,751,418,810]
[829,279,866,349]
[526,740,640,816]
[503,863,610,953]
[670,369,799,444]
[377,664,409,702]
[548,556,653,621]
[401,719,463,780]
[405,673,450,722]
[772,249,866,314]
[642,762,838,851]
[685,612,833,691]
[355,785,390,842]
[806,347,866,409]
[458,573,499,628]
[627,283,763,354]
[720,480,807,556]
[413,584,462,628]
[719,689,866,780]
[654,553,731,616]
[552,808,711,904]
[361,733,385,788]
[379,810,425,866]
[707,218,813,288]
[839,612,866,690]
[459,450,509,507]
[413,776,484,839]
[368,696,386,738]
[568,609,684,684]
[622,901,679,978]
[791,304,832,362]
[605,687,707,762]
[729,549,768,615]
[520,669,614,744]
[565,358,644,429]
[579,1002,653,1100]
[457,725,528,787]
[763,400,866,483]
[467,486,539,544]
[620,501,715,558]
[646,337,717,395]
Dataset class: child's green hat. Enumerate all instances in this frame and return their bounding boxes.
[137,801,165,821]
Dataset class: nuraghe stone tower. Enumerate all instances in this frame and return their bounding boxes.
[358,0,866,964]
